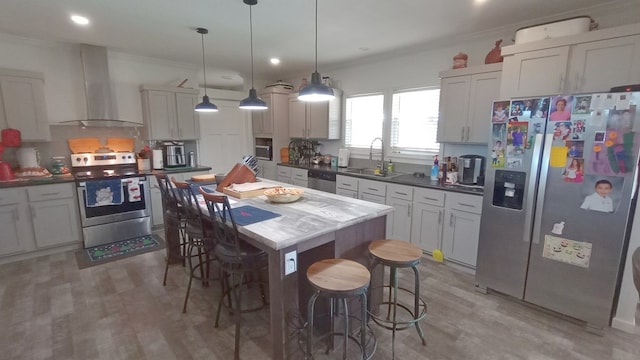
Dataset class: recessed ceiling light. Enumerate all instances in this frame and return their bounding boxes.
[71,15,90,25]
[474,0,488,4]
[270,58,281,65]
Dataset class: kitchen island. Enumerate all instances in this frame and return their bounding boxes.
[200,181,393,359]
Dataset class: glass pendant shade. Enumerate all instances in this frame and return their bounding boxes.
[195,95,218,112]
[239,88,267,110]
[298,71,334,102]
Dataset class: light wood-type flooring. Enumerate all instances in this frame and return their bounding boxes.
[1,234,640,360]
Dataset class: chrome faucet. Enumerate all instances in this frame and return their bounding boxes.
[369,137,385,175]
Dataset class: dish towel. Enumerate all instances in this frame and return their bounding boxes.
[127,178,141,202]
[86,179,123,207]
[229,205,281,226]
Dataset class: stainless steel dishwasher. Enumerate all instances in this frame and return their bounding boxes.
[307,169,336,193]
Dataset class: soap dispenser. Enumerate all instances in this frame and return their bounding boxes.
[430,155,439,182]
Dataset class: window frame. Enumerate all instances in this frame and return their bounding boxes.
[343,86,441,163]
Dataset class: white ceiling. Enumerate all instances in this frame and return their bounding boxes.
[0,0,625,88]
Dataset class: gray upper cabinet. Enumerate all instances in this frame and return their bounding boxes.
[0,69,50,141]
[438,64,502,144]
[140,85,200,140]
[500,25,640,98]
[288,89,341,140]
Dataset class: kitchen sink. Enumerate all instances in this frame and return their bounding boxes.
[344,168,404,179]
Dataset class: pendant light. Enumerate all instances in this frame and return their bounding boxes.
[239,0,267,110]
[195,27,218,112]
[298,0,334,102]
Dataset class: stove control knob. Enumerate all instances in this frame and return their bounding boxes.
[122,155,126,160]
[76,157,81,162]
[83,157,88,163]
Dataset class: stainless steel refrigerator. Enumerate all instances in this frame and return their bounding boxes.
[476,92,640,329]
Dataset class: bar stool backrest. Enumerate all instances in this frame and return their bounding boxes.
[199,188,243,263]
[172,178,210,241]
[154,173,180,216]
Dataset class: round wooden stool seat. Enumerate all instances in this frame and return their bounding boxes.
[369,239,422,267]
[307,259,371,295]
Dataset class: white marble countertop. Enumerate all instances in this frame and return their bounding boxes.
[200,180,393,251]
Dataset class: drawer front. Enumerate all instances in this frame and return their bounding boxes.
[387,184,413,201]
[414,188,445,207]
[27,183,75,202]
[447,192,483,214]
[0,188,28,205]
[359,179,386,196]
[336,175,358,191]
[277,166,292,178]
[291,168,308,181]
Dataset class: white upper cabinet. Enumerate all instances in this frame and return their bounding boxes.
[288,89,341,140]
[501,47,570,98]
[500,25,640,98]
[0,70,50,141]
[569,35,640,93]
[438,64,501,144]
[140,85,200,140]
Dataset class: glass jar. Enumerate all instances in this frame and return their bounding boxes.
[49,157,69,175]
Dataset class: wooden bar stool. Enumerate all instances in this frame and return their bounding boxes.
[368,239,427,359]
[306,258,375,360]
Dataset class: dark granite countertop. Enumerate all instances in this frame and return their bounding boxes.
[0,174,76,189]
[139,166,213,175]
[0,167,213,189]
[277,162,484,196]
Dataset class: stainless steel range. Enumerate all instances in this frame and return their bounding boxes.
[71,152,151,248]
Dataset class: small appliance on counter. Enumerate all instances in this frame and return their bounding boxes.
[0,128,21,181]
[457,155,485,185]
[338,148,349,168]
[152,149,164,169]
[162,142,186,168]
[16,147,40,168]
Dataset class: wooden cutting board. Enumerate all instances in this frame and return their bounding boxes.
[215,163,256,192]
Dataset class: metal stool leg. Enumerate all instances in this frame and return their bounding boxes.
[307,291,320,360]
[182,241,195,313]
[342,298,349,360]
[360,291,367,360]
[391,266,399,360]
[412,265,427,345]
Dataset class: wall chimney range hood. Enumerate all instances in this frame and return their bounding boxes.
[62,44,141,127]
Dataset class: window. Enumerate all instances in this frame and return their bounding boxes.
[391,88,440,154]
[344,94,384,149]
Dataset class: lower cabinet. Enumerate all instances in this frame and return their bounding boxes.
[0,190,32,256]
[277,165,292,184]
[410,188,446,254]
[27,183,81,249]
[336,175,358,198]
[276,166,307,187]
[0,183,81,259]
[386,184,413,241]
[441,192,483,267]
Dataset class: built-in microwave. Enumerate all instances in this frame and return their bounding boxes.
[255,145,272,160]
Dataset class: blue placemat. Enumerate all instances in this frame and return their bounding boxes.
[231,205,281,226]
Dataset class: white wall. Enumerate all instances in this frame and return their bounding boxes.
[283,0,640,162]
[0,32,200,124]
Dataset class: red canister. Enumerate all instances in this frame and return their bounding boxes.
[1,128,21,147]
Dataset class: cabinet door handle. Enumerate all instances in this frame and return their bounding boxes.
[367,187,378,191]
[30,205,35,219]
[396,192,407,196]
[13,208,19,222]
[460,127,465,141]
[449,213,454,226]
[559,73,564,92]
[342,183,352,187]
[424,196,438,201]
[438,210,442,225]
[458,202,475,208]
[408,203,412,217]
[41,192,60,197]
